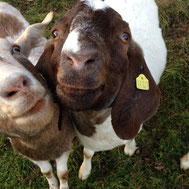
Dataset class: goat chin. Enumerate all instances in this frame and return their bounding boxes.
[13,94,55,131]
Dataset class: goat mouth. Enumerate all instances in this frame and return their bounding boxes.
[27,99,45,114]
[21,94,47,117]
[56,83,105,110]
[56,83,105,96]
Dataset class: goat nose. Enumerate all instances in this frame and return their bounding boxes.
[0,75,31,99]
[65,52,97,70]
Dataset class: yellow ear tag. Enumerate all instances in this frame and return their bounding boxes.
[136,74,149,90]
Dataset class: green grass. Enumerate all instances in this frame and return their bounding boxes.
[0,0,189,188]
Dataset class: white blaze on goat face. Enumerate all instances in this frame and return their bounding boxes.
[81,0,108,11]
[62,1,109,54]
[62,29,81,54]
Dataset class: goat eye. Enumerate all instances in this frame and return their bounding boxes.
[52,30,60,39]
[12,46,21,54]
[119,33,129,43]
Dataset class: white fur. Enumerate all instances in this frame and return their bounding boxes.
[31,160,59,189]
[124,139,138,156]
[0,50,48,120]
[56,151,70,189]
[28,42,46,65]
[76,114,140,180]
[76,116,130,152]
[79,148,94,180]
[0,38,11,51]
[31,152,71,189]
[0,48,54,132]
[81,0,108,11]
[105,0,167,84]
[62,29,81,54]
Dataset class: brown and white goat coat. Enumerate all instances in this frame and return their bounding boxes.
[0,3,74,189]
[36,0,166,180]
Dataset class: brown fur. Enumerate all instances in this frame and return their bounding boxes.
[36,2,160,140]
[0,13,24,38]
[72,108,111,136]
[11,105,74,161]
[59,171,69,183]
[43,170,53,179]
[111,43,160,139]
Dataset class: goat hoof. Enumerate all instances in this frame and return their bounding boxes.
[60,185,69,189]
[50,185,58,189]
[124,145,138,157]
[78,163,91,180]
[180,153,189,170]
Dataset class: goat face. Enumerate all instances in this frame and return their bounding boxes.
[37,0,160,139]
[0,48,54,136]
[37,0,130,110]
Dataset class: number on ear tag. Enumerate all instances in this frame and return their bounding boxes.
[136,74,149,90]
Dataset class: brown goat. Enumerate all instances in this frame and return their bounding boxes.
[36,0,166,180]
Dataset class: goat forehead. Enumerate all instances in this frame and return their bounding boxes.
[81,0,108,11]
[0,38,11,51]
[0,53,5,61]
[62,29,81,53]
[68,10,111,45]
[0,50,12,64]
[62,2,120,54]
[0,50,29,78]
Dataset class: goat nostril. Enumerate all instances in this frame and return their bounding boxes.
[6,91,18,98]
[23,79,28,87]
[86,58,95,65]
[2,75,30,99]
[66,56,72,62]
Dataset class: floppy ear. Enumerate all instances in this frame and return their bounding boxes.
[35,41,56,94]
[111,42,160,140]
[36,42,64,131]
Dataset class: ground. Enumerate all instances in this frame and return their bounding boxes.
[0,0,188,188]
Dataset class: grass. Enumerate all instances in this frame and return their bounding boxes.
[0,0,189,188]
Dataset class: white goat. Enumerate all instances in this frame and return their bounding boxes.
[0,2,74,189]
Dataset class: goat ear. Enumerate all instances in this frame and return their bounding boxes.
[14,12,53,57]
[35,41,56,93]
[111,42,160,140]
